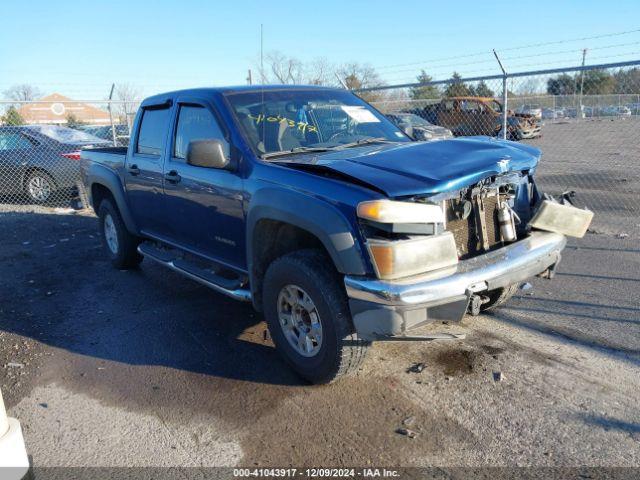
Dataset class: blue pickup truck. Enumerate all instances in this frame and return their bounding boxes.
[80,85,592,383]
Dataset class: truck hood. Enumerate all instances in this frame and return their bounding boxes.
[279,136,541,198]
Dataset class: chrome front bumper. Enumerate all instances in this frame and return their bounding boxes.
[345,232,566,340]
[346,231,566,307]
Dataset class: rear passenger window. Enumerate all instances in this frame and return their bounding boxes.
[174,105,228,160]
[136,107,170,155]
[0,133,34,151]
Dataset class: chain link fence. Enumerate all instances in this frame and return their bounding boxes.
[367,61,640,230]
[0,99,139,207]
[0,61,638,233]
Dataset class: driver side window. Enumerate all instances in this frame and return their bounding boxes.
[174,105,229,161]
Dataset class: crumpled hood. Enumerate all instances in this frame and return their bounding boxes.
[285,136,540,197]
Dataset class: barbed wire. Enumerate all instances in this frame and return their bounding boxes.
[374,27,640,72]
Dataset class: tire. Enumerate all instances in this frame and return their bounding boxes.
[480,283,520,312]
[98,199,143,269]
[263,249,369,384]
[24,170,56,204]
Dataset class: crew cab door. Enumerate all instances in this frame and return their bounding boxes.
[162,99,245,271]
[125,102,172,236]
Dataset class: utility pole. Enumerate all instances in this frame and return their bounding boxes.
[578,48,587,119]
[493,49,508,140]
[107,83,117,146]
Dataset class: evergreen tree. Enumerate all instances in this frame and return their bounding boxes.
[444,72,472,97]
[409,70,440,99]
[2,106,24,125]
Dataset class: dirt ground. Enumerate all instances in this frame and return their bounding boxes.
[0,120,639,474]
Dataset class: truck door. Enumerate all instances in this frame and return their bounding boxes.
[125,103,172,236]
[162,100,245,271]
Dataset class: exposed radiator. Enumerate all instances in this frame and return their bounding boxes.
[445,194,503,259]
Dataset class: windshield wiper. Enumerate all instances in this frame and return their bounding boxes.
[333,137,397,149]
[261,146,332,160]
[261,137,397,160]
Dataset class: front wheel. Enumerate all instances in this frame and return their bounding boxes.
[481,283,520,312]
[263,249,369,384]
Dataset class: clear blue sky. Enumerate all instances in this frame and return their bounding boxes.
[1,0,639,98]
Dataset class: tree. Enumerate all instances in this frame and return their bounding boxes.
[546,73,575,95]
[65,113,86,128]
[409,70,440,100]
[336,62,385,102]
[114,83,142,125]
[258,51,305,84]
[306,58,333,86]
[2,84,41,102]
[2,106,25,125]
[444,72,472,97]
[474,80,494,98]
[581,69,614,95]
[613,67,640,94]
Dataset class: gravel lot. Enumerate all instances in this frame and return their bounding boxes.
[0,119,639,473]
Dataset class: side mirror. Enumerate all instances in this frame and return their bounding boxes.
[400,124,414,139]
[187,140,229,169]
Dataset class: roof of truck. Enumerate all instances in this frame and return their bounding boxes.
[142,85,343,106]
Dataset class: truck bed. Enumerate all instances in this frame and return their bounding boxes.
[81,146,128,169]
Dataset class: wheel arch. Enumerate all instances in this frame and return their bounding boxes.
[247,188,368,311]
[86,164,139,234]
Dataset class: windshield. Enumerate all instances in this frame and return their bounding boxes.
[397,113,432,127]
[26,125,106,144]
[488,100,503,113]
[225,89,409,157]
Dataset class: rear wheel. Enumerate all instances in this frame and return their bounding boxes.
[98,199,143,269]
[25,170,56,204]
[263,249,369,384]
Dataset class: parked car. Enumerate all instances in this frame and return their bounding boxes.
[418,97,542,140]
[81,86,592,384]
[541,108,564,120]
[613,105,631,117]
[516,104,542,120]
[626,102,640,115]
[0,125,110,203]
[78,124,131,146]
[385,112,453,141]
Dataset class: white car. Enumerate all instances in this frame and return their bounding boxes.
[0,390,29,479]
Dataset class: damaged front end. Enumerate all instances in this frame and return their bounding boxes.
[344,171,593,341]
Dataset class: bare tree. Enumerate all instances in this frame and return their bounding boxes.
[306,57,334,86]
[2,84,42,102]
[259,51,305,84]
[336,63,386,102]
[114,83,142,126]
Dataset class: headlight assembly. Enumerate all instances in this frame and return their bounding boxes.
[367,232,459,280]
[357,200,444,224]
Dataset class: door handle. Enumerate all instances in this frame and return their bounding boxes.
[127,164,140,176]
[164,170,181,184]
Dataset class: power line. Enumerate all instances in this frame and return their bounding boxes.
[381,50,640,85]
[381,42,640,80]
[374,27,640,71]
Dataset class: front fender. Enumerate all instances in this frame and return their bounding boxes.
[246,187,368,276]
